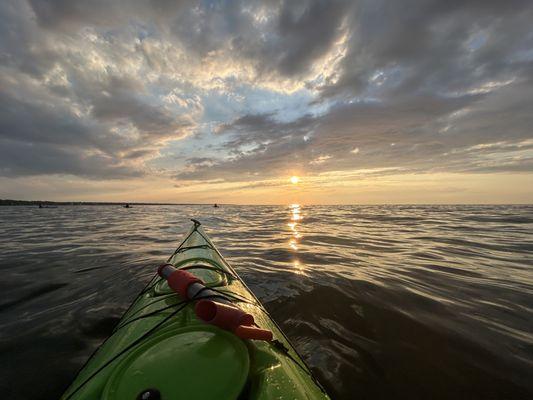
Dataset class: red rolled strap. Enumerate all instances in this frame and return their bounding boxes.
[234,325,273,341]
[157,264,272,341]
[195,300,272,341]
[195,300,253,330]
[162,267,202,299]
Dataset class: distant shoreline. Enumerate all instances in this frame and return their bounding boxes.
[1,199,531,206]
[0,199,207,206]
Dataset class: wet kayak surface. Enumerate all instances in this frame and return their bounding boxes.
[0,204,532,399]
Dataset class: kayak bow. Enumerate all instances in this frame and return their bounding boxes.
[62,220,330,400]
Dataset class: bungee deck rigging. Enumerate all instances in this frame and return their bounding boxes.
[62,220,330,400]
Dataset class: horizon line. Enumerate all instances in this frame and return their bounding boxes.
[1,199,531,207]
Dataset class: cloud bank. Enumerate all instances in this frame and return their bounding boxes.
[0,0,532,200]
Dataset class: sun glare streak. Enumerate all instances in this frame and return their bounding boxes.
[293,260,305,275]
[290,203,302,221]
[287,204,305,274]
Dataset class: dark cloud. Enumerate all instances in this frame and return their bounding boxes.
[319,0,533,99]
[27,0,193,30]
[26,0,349,79]
[0,72,191,177]
[0,89,144,178]
[167,0,349,79]
[186,157,215,166]
[216,112,317,152]
[0,139,142,178]
[0,1,57,77]
[0,93,99,148]
[123,149,156,160]
[88,76,192,139]
[28,0,122,29]
[0,0,194,178]
[239,0,349,77]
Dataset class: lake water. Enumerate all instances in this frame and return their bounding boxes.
[0,204,532,399]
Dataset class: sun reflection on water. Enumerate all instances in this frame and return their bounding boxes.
[287,204,306,274]
[293,259,305,275]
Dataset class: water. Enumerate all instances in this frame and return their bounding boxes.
[0,204,532,399]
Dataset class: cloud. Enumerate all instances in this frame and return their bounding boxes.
[318,0,533,100]
[0,69,193,177]
[216,112,317,149]
[87,76,194,139]
[0,0,196,178]
[0,0,532,191]
[0,140,142,178]
[176,79,533,181]
[310,155,332,165]
[171,0,533,183]
[244,0,349,77]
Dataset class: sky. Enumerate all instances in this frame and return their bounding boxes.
[1,0,532,204]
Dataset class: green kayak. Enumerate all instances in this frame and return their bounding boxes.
[62,220,330,400]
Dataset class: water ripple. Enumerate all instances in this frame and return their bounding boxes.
[0,204,532,399]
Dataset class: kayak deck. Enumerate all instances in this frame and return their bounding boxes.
[62,220,329,399]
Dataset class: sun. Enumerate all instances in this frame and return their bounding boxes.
[290,176,300,184]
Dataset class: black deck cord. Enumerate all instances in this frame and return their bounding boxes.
[65,222,216,400]
[65,288,225,400]
[65,222,201,398]
[181,264,237,280]
[137,220,206,296]
[271,340,328,394]
[120,264,244,330]
[167,219,202,259]
[112,294,179,331]
[138,225,202,296]
[206,286,256,305]
[64,279,244,399]
[63,301,190,400]
[62,271,160,396]
[123,265,239,327]
[113,301,186,332]
[175,244,215,253]
[186,285,230,303]
[113,290,228,333]
[139,276,164,295]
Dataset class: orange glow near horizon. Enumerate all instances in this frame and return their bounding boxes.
[9,172,531,205]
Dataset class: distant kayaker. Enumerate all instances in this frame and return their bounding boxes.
[213,203,219,208]
[124,203,130,208]
[39,203,43,208]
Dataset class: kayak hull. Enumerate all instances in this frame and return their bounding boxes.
[62,221,329,399]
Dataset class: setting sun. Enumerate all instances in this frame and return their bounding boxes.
[290,176,300,184]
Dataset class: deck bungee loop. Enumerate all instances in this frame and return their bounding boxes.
[62,219,330,400]
[158,264,273,341]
